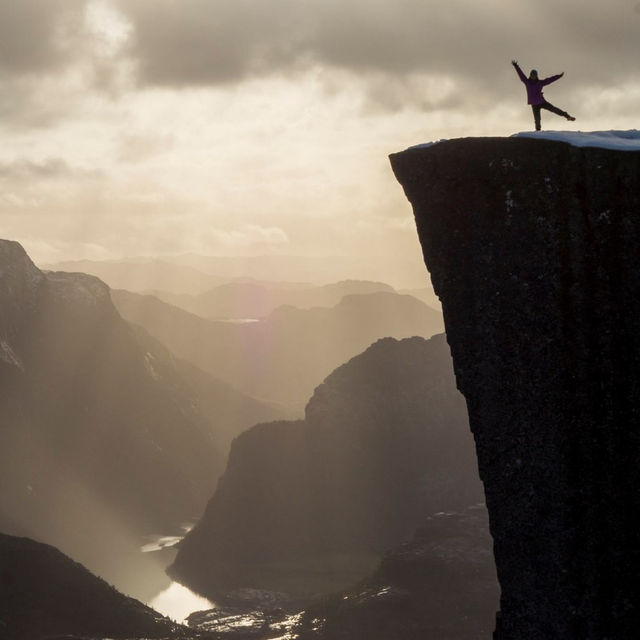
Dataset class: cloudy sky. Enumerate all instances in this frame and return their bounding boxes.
[1,0,639,280]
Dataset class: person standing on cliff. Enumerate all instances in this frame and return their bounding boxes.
[511,60,576,131]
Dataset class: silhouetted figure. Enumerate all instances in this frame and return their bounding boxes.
[512,60,575,131]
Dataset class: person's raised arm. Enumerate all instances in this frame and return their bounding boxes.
[512,59,527,83]
[542,72,564,86]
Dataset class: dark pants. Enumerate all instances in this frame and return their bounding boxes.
[531,101,570,131]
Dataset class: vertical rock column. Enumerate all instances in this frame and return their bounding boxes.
[390,137,640,639]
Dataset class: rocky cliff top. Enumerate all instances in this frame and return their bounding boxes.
[407,129,640,152]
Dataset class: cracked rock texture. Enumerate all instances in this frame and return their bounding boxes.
[390,137,640,639]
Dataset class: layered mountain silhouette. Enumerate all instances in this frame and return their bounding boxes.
[398,286,441,310]
[49,254,431,292]
[112,289,444,409]
[169,334,484,600]
[0,532,203,640]
[43,252,428,295]
[165,253,429,286]
[0,239,284,597]
[147,280,397,320]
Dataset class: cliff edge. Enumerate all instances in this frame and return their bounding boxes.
[390,132,640,639]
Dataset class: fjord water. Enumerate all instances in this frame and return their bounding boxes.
[150,582,214,623]
[142,529,215,623]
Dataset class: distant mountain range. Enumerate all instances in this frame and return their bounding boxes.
[169,334,484,600]
[146,280,398,320]
[45,253,435,294]
[166,253,430,287]
[0,239,285,598]
[398,286,441,310]
[112,289,445,409]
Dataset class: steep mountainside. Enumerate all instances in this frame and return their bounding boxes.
[391,134,640,639]
[0,533,203,640]
[169,334,483,600]
[112,289,444,409]
[0,239,281,597]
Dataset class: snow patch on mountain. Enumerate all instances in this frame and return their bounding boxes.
[144,352,160,380]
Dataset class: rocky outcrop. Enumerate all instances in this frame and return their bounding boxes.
[390,136,640,638]
[170,334,484,601]
[294,504,498,640]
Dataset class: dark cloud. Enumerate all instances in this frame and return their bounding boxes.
[116,0,640,95]
[116,0,310,86]
[1,0,637,119]
[0,1,100,129]
[0,0,86,75]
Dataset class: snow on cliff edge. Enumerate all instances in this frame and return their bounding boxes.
[512,129,640,150]
[407,130,640,152]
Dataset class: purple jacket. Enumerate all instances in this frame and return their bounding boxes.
[513,62,562,105]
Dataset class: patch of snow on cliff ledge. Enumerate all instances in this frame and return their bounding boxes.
[408,139,448,150]
[513,130,640,151]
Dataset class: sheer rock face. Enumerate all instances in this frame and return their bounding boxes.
[390,137,640,639]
